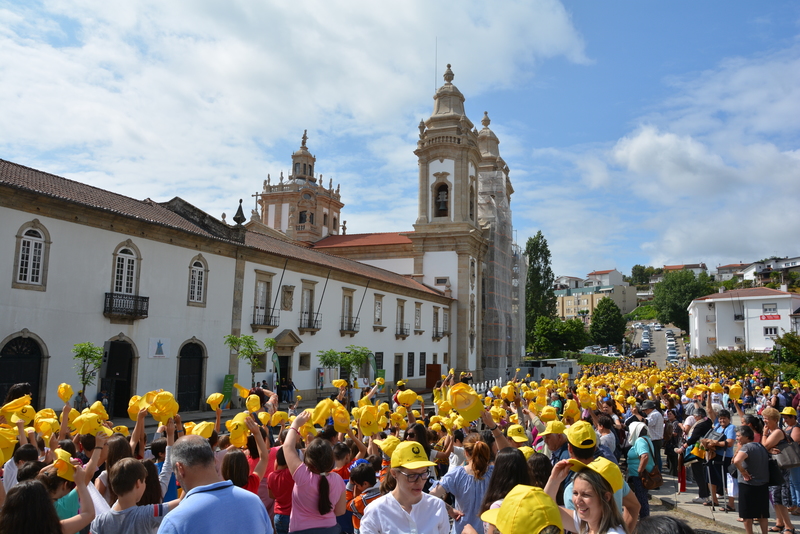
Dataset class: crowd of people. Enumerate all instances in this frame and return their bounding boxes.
[0,360,795,534]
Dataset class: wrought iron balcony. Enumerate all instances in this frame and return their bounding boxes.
[251,308,280,333]
[395,323,410,339]
[299,312,322,334]
[340,316,360,337]
[734,314,744,321]
[104,292,149,320]
[432,328,443,340]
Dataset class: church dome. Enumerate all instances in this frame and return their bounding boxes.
[429,64,469,125]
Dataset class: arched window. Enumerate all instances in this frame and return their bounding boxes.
[111,241,142,296]
[332,216,338,231]
[303,163,307,175]
[13,220,51,291]
[434,184,449,218]
[187,255,209,306]
[294,163,300,175]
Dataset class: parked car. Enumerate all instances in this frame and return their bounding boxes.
[631,348,648,358]
[607,352,622,358]
[654,324,662,331]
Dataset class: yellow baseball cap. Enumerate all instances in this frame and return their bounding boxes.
[53,448,76,482]
[518,446,535,460]
[540,406,558,422]
[391,441,436,469]
[540,420,566,436]
[480,484,563,534]
[507,424,528,443]
[374,435,401,458]
[396,380,406,387]
[565,421,597,449]
[568,457,623,493]
[782,407,798,417]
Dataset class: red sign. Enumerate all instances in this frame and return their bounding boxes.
[760,315,781,320]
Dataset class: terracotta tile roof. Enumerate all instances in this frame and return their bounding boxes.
[0,159,217,239]
[246,232,442,296]
[587,269,614,275]
[1,159,447,299]
[718,263,749,270]
[312,232,413,248]
[665,263,707,271]
[694,287,793,301]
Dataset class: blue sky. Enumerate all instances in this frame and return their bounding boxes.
[1,1,798,278]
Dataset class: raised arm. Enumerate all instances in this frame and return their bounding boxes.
[215,407,223,433]
[480,409,512,450]
[129,408,148,453]
[283,410,310,475]
[246,416,270,479]
[346,428,368,459]
[58,403,72,441]
[60,464,95,534]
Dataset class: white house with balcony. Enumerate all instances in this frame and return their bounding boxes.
[687,287,800,357]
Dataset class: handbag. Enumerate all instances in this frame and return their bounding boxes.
[776,433,800,469]
[641,438,663,490]
[768,458,785,486]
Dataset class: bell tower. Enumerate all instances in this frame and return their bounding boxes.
[408,64,488,377]
[257,131,344,243]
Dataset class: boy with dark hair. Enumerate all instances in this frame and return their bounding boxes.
[346,463,381,534]
[89,457,181,534]
[2,443,39,492]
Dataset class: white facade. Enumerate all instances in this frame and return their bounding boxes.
[586,269,625,287]
[0,160,452,415]
[687,288,800,357]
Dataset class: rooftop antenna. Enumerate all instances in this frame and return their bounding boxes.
[435,36,438,93]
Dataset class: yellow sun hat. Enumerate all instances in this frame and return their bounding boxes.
[507,424,528,443]
[191,421,215,439]
[374,435,401,458]
[311,398,335,426]
[391,441,436,469]
[206,393,224,411]
[448,383,483,422]
[568,456,624,493]
[53,448,76,482]
[246,394,262,414]
[332,379,347,389]
[270,411,289,426]
[518,446,535,460]
[10,406,35,425]
[89,401,109,421]
[397,389,418,407]
[540,420,566,436]
[480,485,562,534]
[112,425,130,436]
[57,383,74,404]
[233,383,250,398]
[333,404,351,433]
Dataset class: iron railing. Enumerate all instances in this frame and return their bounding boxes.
[252,308,280,327]
[340,316,360,333]
[104,293,149,319]
[299,312,323,330]
[734,314,744,321]
[396,323,410,336]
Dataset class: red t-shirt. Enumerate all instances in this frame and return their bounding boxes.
[244,472,261,494]
[267,468,295,515]
[332,459,355,482]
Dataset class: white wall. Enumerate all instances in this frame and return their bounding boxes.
[357,258,414,275]
[422,251,458,289]
[0,208,236,409]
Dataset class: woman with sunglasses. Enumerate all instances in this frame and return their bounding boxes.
[360,441,450,534]
[781,408,800,517]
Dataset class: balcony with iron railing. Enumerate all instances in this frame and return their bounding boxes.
[251,307,280,333]
[734,314,744,321]
[104,293,149,321]
[298,312,322,335]
[340,316,360,337]
[432,328,443,341]
[395,323,410,340]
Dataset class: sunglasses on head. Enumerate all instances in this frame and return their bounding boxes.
[406,433,415,439]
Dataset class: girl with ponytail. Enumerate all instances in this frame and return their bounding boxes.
[282,410,346,534]
[431,433,495,534]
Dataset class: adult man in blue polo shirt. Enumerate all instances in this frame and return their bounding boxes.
[157,435,272,534]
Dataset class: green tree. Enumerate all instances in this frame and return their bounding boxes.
[589,297,626,348]
[531,316,559,355]
[531,317,590,357]
[318,345,372,394]
[652,270,714,332]
[560,318,591,352]
[72,342,104,404]
[223,334,276,387]
[524,231,557,348]
[690,349,778,382]
[630,264,649,285]
[774,331,800,366]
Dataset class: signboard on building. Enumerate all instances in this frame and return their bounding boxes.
[148,338,170,358]
[760,315,781,320]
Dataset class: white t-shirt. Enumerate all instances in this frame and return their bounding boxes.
[573,511,625,534]
[360,491,450,534]
[449,445,466,467]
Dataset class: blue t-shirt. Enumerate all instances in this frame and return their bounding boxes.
[627,437,655,477]
[156,461,178,501]
[437,464,495,534]
[713,423,736,459]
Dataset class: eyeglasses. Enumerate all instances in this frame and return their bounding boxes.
[396,469,431,483]
[406,433,416,439]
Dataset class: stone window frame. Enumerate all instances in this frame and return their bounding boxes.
[187,254,209,307]
[407,352,415,377]
[12,219,52,292]
[414,302,423,333]
[763,303,778,314]
[430,171,452,221]
[110,240,143,295]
